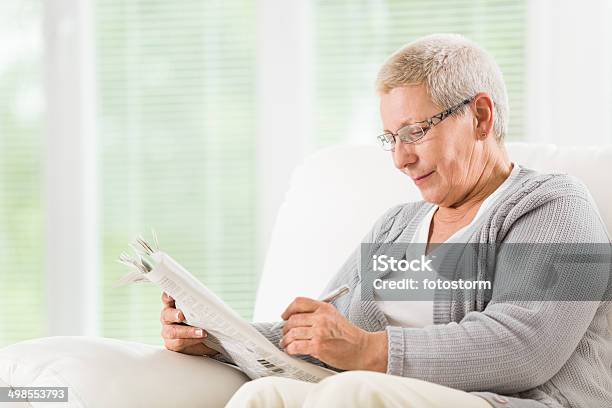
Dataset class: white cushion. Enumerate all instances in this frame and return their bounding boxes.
[254,143,612,330]
[254,145,417,320]
[0,336,248,408]
[505,143,612,234]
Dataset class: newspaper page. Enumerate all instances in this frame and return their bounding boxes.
[118,241,335,383]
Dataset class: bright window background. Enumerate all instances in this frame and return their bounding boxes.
[1,0,611,347]
[96,0,258,342]
[312,0,526,148]
[0,1,44,346]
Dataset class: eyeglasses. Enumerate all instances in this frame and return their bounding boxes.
[377,97,474,151]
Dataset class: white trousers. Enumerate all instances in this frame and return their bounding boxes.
[225,371,493,408]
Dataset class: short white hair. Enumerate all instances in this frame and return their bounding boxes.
[376,33,509,141]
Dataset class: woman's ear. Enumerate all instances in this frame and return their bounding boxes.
[472,92,495,139]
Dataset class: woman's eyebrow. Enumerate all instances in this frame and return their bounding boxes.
[384,118,415,133]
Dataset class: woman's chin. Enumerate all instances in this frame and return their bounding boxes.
[418,187,442,205]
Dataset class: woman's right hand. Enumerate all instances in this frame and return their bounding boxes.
[160,292,219,356]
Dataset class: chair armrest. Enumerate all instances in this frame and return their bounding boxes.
[0,336,248,408]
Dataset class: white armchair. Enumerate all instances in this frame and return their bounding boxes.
[1,143,611,407]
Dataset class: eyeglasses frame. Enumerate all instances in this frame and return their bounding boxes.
[377,96,475,151]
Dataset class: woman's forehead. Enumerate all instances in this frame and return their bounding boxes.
[380,85,438,127]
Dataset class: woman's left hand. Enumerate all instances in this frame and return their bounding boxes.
[279,297,388,372]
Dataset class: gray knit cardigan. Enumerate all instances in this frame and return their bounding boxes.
[250,167,612,408]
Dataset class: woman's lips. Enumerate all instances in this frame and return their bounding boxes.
[412,170,435,185]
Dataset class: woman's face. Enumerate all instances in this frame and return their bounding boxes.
[380,84,485,207]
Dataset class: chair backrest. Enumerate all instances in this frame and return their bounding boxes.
[254,143,612,332]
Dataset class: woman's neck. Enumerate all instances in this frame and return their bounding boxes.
[435,153,513,226]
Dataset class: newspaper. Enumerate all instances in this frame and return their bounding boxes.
[117,237,335,383]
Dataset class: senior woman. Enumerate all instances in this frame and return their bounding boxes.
[160,34,612,407]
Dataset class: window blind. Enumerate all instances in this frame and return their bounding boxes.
[96,0,258,344]
[0,1,44,347]
[312,0,526,149]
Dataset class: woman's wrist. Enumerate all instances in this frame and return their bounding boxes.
[362,330,388,373]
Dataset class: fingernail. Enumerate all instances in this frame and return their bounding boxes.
[195,329,204,337]
[177,311,184,321]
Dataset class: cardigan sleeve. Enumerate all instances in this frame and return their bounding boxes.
[385,193,611,394]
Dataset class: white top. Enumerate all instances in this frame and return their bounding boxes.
[375,163,521,327]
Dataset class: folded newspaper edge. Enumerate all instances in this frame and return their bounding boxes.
[118,239,335,383]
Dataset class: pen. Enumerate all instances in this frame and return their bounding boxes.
[319,284,350,303]
[279,285,349,327]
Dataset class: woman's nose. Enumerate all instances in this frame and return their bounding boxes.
[393,142,418,170]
